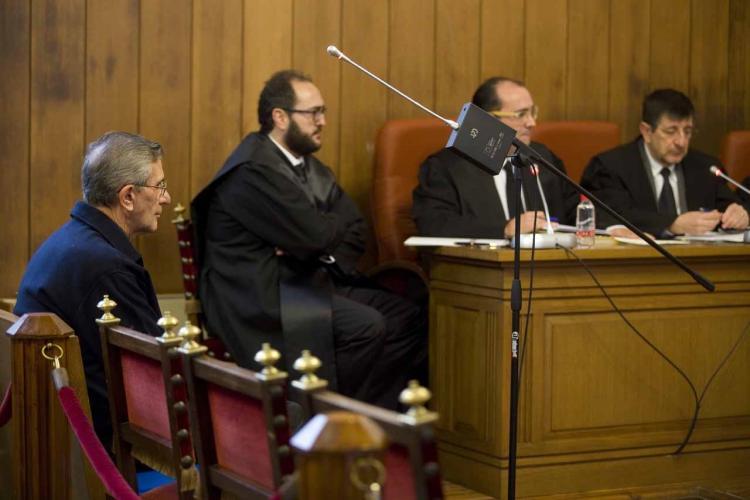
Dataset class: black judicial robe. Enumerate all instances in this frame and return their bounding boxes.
[191,133,366,386]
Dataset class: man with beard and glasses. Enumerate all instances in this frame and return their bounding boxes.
[191,70,426,409]
[581,89,749,237]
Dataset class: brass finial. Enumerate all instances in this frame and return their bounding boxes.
[177,321,207,355]
[291,349,328,390]
[399,380,438,424]
[172,202,186,224]
[254,343,287,380]
[95,295,121,325]
[156,311,181,344]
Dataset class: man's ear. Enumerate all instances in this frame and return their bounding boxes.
[272,107,289,132]
[118,185,136,212]
[639,121,651,144]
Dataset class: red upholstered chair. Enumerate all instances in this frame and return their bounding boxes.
[371,117,451,267]
[98,299,198,500]
[181,342,294,499]
[531,120,621,183]
[720,130,750,184]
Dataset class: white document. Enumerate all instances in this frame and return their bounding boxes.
[678,231,748,243]
[613,236,690,246]
[404,236,509,248]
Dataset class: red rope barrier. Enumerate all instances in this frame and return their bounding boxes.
[56,386,140,500]
[0,384,10,427]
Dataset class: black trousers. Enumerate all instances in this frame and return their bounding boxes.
[331,285,428,410]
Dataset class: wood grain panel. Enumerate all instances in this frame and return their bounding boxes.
[649,0,690,92]
[242,0,293,135]
[609,0,650,141]
[481,0,525,82]
[566,0,610,120]
[29,0,85,251]
[435,0,481,120]
[689,0,730,155]
[387,0,435,119]
[292,0,342,172]
[191,0,243,195]
[0,0,29,297]
[139,0,192,291]
[85,0,138,142]
[339,0,388,209]
[525,0,567,121]
[728,0,750,131]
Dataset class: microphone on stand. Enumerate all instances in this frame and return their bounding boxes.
[710,165,750,196]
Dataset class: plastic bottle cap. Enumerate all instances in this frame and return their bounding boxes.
[580,194,589,202]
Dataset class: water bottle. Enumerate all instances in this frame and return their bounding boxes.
[576,195,595,248]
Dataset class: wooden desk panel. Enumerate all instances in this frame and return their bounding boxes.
[427,240,750,498]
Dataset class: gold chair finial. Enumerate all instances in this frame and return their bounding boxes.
[172,202,186,224]
[399,380,438,424]
[177,320,207,355]
[95,294,121,325]
[292,349,328,390]
[156,311,180,344]
[254,343,287,380]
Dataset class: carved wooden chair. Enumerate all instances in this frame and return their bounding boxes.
[171,203,203,328]
[290,350,449,500]
[97,296,199,499]
[181,341,295,499]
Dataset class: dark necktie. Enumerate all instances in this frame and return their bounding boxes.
[658,167,677,217]
[296,160,308,184]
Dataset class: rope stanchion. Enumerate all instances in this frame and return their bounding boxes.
[56,383,140,500]
[0,384,10,427]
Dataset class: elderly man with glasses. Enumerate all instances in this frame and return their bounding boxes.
[413,77,579,239]
[15,131,171,449]
[581,89,749,237]
[191,69,426,410]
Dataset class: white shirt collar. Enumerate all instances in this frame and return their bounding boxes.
[268,134,304,167]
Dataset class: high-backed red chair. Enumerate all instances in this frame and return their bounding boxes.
[171,203,202,328]
[720,130,750,183]
[181,342,294,499]
[372,118,451,267]
[531,120,621,183]
[98,297,198,499]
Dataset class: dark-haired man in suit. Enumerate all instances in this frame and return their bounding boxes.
[581,89,748,237]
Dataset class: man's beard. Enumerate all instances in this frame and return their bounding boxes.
[285,120,321,156]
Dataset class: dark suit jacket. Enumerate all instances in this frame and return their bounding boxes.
[741,176,750,204]
[412,142,579,238]
[580,138,743,235]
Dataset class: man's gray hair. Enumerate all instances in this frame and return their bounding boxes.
[82,131,163,207]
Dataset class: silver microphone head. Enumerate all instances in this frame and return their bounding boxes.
[326,45,342,58]
[710,165,721,176]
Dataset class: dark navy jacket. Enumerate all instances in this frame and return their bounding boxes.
[14,201,162,448]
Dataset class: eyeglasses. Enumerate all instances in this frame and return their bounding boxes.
[283,106,327,121]
[135,180,168,197]
[653,126,695,140]
[490,105,539,121]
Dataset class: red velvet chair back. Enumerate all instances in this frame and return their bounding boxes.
[372,118,451,265]
[531,120,621,182]
[182,353,294,499]
[172,205,203,328]
[99,323,197,499]
[293,389,444,500]
[720,130,750,182]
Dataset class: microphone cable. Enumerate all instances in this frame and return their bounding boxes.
[560,245,750,454]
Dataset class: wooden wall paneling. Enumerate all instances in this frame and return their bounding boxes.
[339,0,388,210]
[242,0,293,135]
[85,0,139,142]
[29,0,86,251]
[387,0,435,119]
[525,0,567,121]
[566,0,610,120]
[728,0,750,132]
[609,0,650,141]
[689,0,730,155]
[190,0,243,196]
[649,0,690,93]
[139,0,193,292]
[0,0,29,297]
[481,0,526,83]
[292,0,342,173]
[435,0,481,121]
